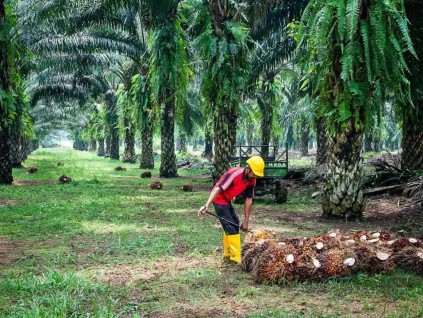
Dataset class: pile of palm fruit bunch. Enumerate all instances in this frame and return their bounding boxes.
[241,229,423,284]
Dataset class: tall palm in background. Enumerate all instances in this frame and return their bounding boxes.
[249,0,308,156]
[148,2,191,177]
[298,0,415,217]
[190,0,257,180]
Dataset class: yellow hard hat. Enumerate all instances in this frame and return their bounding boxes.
[246,156,265,177]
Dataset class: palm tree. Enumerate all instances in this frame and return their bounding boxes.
[0,0,14,181]
[147,2,191,177]
[72,0,190,176]
[190,0,253,180]
[0,1,30,184]
[249,1,308,156]
[131,72,155,169]
[402,1,423,170]
[298,0,415,217]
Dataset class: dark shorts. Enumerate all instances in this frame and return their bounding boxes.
[213,203,239,235]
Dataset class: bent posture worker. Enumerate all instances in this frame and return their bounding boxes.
[198,156,265,263]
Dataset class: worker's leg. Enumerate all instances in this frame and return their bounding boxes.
[213,203,241,263]
[222,232,230,257]
[227,204,241,263]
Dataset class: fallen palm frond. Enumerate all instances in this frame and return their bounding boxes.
[404,178,423,205]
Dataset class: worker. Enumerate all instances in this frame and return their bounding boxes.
[197,156,265,263]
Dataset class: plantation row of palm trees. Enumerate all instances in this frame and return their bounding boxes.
[1,0,422,218]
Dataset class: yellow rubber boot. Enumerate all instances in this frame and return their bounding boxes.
[223,233,231,258]
[227,234,241,263]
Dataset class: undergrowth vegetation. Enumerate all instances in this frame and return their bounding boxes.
[0,148,422,317]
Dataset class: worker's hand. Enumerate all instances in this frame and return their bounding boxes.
[197,205,208,217]
[241,220,249,232]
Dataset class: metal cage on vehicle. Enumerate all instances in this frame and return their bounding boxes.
[230,144,289,203]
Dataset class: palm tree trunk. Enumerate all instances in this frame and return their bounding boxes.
[105,91,119,160]
[402,101,423,170]
[0,126,13,184]
[364,131,373,152]
[0,2,13,184]
[402,2,423,170]
[159,99,177,177]
[213,106,236,181]
[246,123,254,147]
[260,81,273,157]
[203,124,213,159]
[177,132,187,154]
[140,121,154,169]
[105,135,111,157]
[122,122,136,163]
[110,128,119,160]
[10,133,22,168]
[97,138,105,156]
[322,119,364,218]
[260,107,272,157]
[89,138,97,152]
[286,125,294,150]
[300,120,309,156]
[315,117,328,166]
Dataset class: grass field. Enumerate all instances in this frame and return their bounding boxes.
[0,148,422,317]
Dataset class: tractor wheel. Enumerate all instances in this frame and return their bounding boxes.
[275,180,287,203]
[234,193,245,204]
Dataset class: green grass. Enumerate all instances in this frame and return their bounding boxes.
[0,148,422,317]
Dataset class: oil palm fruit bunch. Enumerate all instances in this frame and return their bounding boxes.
[27,167,38,173]
[393,246,423,275]
[181,184,193,192]
[150,181,163,189]
[141,171,152,178]
[59,175,72,183]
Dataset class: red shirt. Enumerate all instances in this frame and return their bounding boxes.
[213,167,256,205]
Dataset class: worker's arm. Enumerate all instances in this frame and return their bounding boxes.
[198,186,221,217]
[241,197,253,232]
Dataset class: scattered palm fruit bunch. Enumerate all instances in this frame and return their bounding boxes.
[293,250,324,282]
[57,162,64,166]
[353,230,372,242]
[27,167,38,173]
[115,166,127,171]
[59,175,72,183]
[393,246,423,275]
[241,240,275,272]
[241,229,423,284]
[379,230,391,241]
[141,171,152,178]
[390,237,422,253]
[322,248,351,277]
[181,184,193,192]
[254,244,298,283]
[150,181,163,190]
[244,229,277,244]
